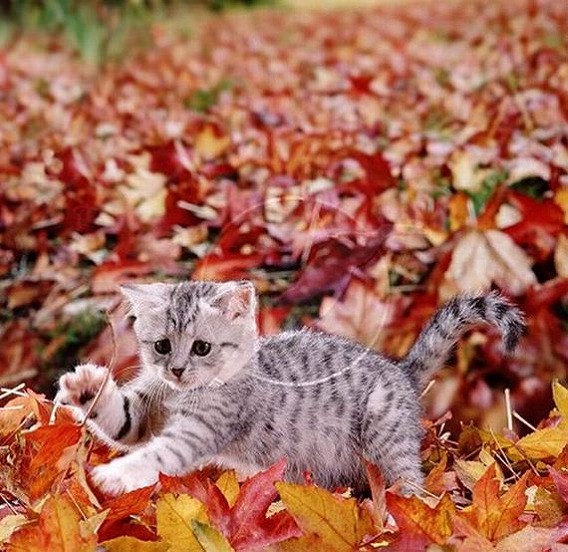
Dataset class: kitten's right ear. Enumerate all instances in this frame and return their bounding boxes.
[211,280,256,321]
[119,283,170,316]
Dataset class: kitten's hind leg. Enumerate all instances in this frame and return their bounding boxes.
[361,429,424,495]
[361,385,425,494]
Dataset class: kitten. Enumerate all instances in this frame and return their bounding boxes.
[56,281,525,495]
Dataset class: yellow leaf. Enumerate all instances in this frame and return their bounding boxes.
[554,187,568,224]
[216,471,240,508]
[276,483,375,552]
[454,449,502,492]
[195,125,230,160]
[101,536,170,552]
[516,426,568,460]
[191,520,233,551]
[156,493,208,552]
[455,460,490,493]
[7,495,96,552]
[553,380,568,419]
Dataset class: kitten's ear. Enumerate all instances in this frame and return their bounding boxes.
[211,281,256,321]
[120,283,170,315]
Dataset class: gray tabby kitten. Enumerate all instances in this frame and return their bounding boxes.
[56,281,525,495]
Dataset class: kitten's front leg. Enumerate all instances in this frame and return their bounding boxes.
[91,414,231,494]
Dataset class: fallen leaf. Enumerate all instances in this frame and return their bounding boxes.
[387,492,455,550]
[7,495,96,552]
[156,493,208,552]
[441,228,537,298]
[192,520,234,551]
[460,464,529,542]
[277,482,376,552]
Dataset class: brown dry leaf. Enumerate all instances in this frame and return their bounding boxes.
[440,229,536,299]
[317,279,395,349]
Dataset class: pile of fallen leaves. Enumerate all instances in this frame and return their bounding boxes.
[3,382,568,549]
[1,0,568,547]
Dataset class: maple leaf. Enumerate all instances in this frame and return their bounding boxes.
[386,492,455,550]
[276,482,377,552]
[513,381,568,461]
[156,493,209,552]
[98,485,156,542]
[20,423,83,503]
[440,228,536,298]
[228,459,300,550]
[317,279,398,349]
[459,464,529,542]
[7,494,96,552]
[280,233,390,304]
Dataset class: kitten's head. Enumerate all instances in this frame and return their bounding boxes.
[121,280,258,389]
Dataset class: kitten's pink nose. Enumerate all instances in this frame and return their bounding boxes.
[171,368,185,379]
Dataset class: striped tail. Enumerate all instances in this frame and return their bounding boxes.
[400,291,526,390]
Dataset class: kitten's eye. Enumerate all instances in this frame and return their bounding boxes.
[154,339,172,355]
[191,340,211,357]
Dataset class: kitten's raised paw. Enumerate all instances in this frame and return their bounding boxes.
[56,363,115,412]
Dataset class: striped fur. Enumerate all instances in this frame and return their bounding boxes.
[56,282,525,495]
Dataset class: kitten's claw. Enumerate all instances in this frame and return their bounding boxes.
[56,363,115,415]
[91,458,158,495]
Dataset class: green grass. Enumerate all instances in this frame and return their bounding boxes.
[0,0,277,63]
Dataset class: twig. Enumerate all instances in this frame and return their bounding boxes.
[80,310,118,427]
[402,478,440,501]
[0,383,26,402]
[65,489,87,521]
[504,388,513,431]
[512,410,537,432]
[420,379,435,398]
[489,427,519,481]
[0,492,18,515]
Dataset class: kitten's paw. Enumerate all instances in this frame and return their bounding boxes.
[56,363,116,416]
[91,458,158,495]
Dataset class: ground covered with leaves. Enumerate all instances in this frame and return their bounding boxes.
[1,0,568,548]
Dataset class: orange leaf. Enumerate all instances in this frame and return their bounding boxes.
[460,464,528,542]
[7,494,96,552]
[22,423,82,503]
[387,492,455,550]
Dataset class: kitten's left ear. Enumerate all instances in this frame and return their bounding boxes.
[120,282,170,315]
[211,281,256,321]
